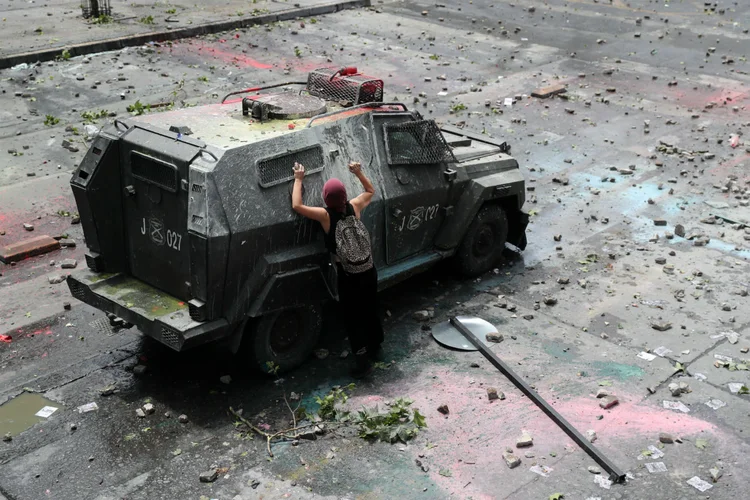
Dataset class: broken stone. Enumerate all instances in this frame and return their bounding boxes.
[485,332,503,343]
[135,408,146,418]
[516,431,533,448]
[652,322,672,332]
[588,465,601,474]
[599,396,619,409]
[199,469,218,483]
[437,404,449,415]
[531,84,566,99]
[596,389,609,398]
[60,259,77,269]
[133,364,147,376]
[668,382,683,397]
[99,384,116,396]
[655,257,667,265]
[413,310,431,322]
[502,451,521,469]
[543,297,557,306]
[3,433,11,442]
[178,414,189,424]
[23,223,34,231]
[709,466,723,483]
[653,219,667,226]
[487,387,500,401]
[659,432,674,444]
[63,302,71,311]
[219,375,232,385]
[586,429,597,443]
[143,403,155,415]
[48,275,67,284]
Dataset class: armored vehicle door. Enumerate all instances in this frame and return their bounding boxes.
[373,115,456,264]
[120,125,203,301]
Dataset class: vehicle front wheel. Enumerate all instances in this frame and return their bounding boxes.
[453,205,509,278]
[243,304,322,374]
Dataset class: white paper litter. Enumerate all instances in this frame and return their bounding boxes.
[663,400,690,413]
[35,406,58,418]
[687,476,713,492]
[504,97,513,107]
[694,373,707,381]
[584,498,602,500]
[645,462,667,473]
[529,465,553,477]
[653,346,672,357]
[437,91,448,96]
[648,445,665,459]
[712,331,739,344]
[728,382,746,394]
[594,475,612,489]
[714,354,733,362]
[77,402,99,413]
[637,352,657,361]
[705,399,726,410]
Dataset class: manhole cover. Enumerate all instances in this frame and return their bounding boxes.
[252,93,327,120]
[432,316,498,351]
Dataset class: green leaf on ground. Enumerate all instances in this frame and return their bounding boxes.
[739,385,750,395]
[549,494,564,500]
[695,438,709,450]
[438,469,452,477]
[674,362,685,372]
[124,434,136,441]
[172,448,181,456]
[598,380,613,387]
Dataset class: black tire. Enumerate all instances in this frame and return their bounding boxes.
[244,304,322,374]
[453,205,509,278]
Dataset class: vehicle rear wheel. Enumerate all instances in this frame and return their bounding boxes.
[453,205,508,278]
[245,304,322,374]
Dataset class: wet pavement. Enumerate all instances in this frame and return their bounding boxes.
[1,0,750,499]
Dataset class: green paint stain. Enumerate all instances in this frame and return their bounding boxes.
[591,361,644,380]
[98,276,186,319]
[543,342,576,361]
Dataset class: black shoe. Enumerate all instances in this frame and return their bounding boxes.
[350,355,373,379]
[367,345,385,362]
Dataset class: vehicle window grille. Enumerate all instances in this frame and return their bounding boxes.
[307,68,384,105]
[383,120,457,165]
[69,280,87,301]
[257,146,325,188]
[160,327,181,348]
[130,152,178,192]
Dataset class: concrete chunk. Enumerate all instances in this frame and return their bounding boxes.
[531,84,566,98]
[0,235,60,264]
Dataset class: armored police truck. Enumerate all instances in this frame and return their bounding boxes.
[67,67,528,372]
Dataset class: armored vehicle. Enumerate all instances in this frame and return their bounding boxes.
[67,67,528,372]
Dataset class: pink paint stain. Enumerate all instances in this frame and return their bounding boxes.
[171,41,272,69]
[349,371,721,498]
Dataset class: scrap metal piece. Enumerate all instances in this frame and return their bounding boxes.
[449,316,626,483]
[432,316,497,351]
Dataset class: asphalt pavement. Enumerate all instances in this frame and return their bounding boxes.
[1,0,750,499]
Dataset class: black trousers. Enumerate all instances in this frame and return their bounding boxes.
[337,266,384,356]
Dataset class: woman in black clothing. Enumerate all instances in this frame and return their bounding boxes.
[291,161,384,377]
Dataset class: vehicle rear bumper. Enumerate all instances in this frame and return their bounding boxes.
[67,271,229,351]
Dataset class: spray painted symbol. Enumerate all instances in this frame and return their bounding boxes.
[407,206,425,231]
[149,217,165,246]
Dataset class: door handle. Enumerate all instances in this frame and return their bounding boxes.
[125,185,136,196]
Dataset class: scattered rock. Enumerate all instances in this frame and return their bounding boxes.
[503,451,521,468]
[596,389,609,398]
[485,332,504,343]
[178,414,189,424]
[655,257,667,265]
[48,275,68,284]
[674,224,685,237]
[543,297,557,306]
[516,431,533,448]
[23,223,34,231]
[60,259,77,269]
[143,403,155,415]
[99,384,116,396]
[413,310,432,322]
[709,466,723,483]
[659,432,674,444]
[588,465,601,474]
[135,408,146,418]
[199,469,218,483]
[487,387,500,401]
[437,404,449,415]
[3,433,11,442]
[652,322,672,332]
[133,364,147,376]
[586,430,597,443]
[219,375,232,385]
[599,396,619,409]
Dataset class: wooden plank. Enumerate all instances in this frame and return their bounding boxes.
[531,84,567,98]
[0,235,61,264]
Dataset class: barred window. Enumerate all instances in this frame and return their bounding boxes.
[383,120,457,166]
[257,145,325,188]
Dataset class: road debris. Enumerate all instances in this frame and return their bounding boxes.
[77,402,99,413]
[687,476,713,492]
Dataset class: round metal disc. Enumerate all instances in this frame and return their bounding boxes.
[253,93,327,119]
[431,316,498,351]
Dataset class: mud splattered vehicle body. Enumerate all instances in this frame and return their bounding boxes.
[67,68,528,371]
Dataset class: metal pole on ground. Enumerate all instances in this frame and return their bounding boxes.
[450,316,626,483]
